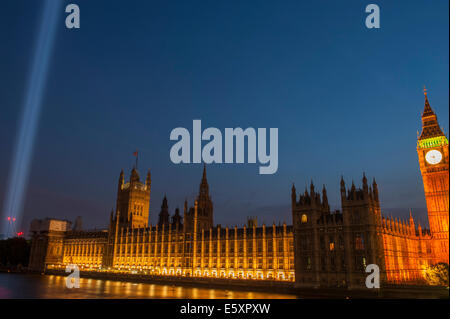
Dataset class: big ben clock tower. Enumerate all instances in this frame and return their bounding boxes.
[417,88,449,264]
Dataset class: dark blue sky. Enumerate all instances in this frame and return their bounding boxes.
[0,0,448,233]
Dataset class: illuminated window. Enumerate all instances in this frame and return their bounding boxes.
[301,214,308,224]
[329,242,335,251]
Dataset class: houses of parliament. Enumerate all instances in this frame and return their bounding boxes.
[28,92,449,288]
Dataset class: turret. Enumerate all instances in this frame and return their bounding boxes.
[362,172,368,193]
[291,183,296,206]
[146,170,151,187]
[158,196,170,226]
[322,185,329,209]
[372,178,379,202]
[118,169,124,191]
[409,209,415,234]
[340,176,346,199]
[310,180,315,197]
[172,207,182,226]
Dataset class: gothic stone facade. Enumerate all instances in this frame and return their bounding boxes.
[30,167,296,282]
[291,176,434,288]
[29,93,448,288]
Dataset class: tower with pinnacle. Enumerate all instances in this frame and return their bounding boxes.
[417,88,449,264]
[115,167,151,229]
[184,166,214,232]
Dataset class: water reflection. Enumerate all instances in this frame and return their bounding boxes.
[0,273,297,299]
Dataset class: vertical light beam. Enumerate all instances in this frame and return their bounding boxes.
[1,0,63,237]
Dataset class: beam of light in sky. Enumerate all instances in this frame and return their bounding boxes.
[1,0,63,237]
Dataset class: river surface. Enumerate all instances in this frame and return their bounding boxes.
[0,273,298,299]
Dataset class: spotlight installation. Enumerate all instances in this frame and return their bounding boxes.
[1,0,63,237]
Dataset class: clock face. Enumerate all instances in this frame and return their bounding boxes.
[425,150,443,165]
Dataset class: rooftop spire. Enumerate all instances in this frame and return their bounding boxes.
[198,165,210,200]
[161,195,168,209]
[422,86,434,118]
[340,175,345,187]
[419,87,445,140]
[202,164,207,182]
[158,196,169,226]
[322,184,328,206]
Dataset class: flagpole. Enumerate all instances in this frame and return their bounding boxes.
[133,150,139,170]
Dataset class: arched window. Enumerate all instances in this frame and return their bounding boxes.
[301,214,308,224]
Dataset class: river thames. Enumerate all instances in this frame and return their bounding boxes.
[0,273,298,299]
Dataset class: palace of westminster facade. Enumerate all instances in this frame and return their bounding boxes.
[28,93,449,288]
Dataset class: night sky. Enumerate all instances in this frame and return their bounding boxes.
[0,0,448,234]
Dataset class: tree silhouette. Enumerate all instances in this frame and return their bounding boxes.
[0,237,31,268]
[424,263,449,287]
